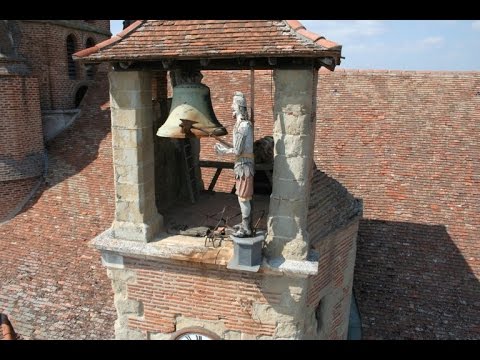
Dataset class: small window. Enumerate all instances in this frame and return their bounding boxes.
[85,38,96,80]
[66,35,77,80]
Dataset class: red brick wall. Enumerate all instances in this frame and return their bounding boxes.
[306,221,359,339]
[0,178,39,221]
[0,75,44,221]
[85,20,111,34]
[0,76,43,162]
[125,258,278,337]
[16,21,110,110]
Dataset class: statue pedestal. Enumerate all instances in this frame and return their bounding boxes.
[227,231,265,272]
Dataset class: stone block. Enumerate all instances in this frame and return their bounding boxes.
[109,70,152,93]
[111,127,154,150]
[268,197,308,219]
[273,109,311,136]
[106,268,137,283]
[252,303,297,324]
[272,155,311,181]
[274,134,313,157]
[113,143,154,168]
[114,180,155,202]
[101,251,124,269]
[149,332,172,340]
[110,90,152,110]
[111,108,154,129]
[275,322,302,338]
[274,69,315,96]
[115,321,146,340]
[270,178,308,201]
[114,297,143,315]
[112,214,163,242]
[267,216,301,239]
[241,332,258,340]
[115,196,157,223]
[114,161,155,185]
[224,331,241,340]
[264,234,309,260]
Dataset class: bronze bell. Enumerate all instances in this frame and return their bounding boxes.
[156,83,227,138]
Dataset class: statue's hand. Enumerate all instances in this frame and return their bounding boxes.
[214,143,228,155]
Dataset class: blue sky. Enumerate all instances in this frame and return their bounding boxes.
[110,20,480,71]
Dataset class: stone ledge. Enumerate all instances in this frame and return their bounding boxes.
[91,228,319,278]
[262,255,318,278]
[91,228,233,266]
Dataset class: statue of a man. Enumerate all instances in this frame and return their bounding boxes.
[214,92,254,237]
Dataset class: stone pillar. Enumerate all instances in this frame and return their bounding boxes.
[109,70,163,242]
[266,68,318,260]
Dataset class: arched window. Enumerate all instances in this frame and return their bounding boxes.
[66,34,76,80]
[85,38,96,80]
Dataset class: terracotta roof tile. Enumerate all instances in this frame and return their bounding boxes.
[73,20,342,62]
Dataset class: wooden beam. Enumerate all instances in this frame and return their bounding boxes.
[208,168,223,191]
[199,160,273,171]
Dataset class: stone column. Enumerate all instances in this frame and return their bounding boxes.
[109,70,163,242]
[266,68,318,260]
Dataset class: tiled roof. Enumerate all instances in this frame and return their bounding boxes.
[73,20,341,62]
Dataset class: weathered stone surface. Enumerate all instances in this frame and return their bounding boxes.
[111,127,154,150]
[112,215,163,242]
[111,108,153,129]
[109,70,161,243]
[270,178,308,201]
[114,161,155,185]
[224,330,241,340]
[112,138,154,164]
[109,70,152,111]
[101,251,124,269]
[114,181,155,202]
[272,155,311,182]
[110,90,152,110]
[273,111,312,136]
[268,68,316,261]
[109,70,152,95]
[241,332,258,340]
[115,322,145,340]
[252,304,296,324]
[274,134,313,157]
[149,332,171,340]
[267,215,301,239]
[268,197,308,219]
[264,234,309,260]
[275,322,302,338]
[114,297,143,315]
[115,195,157,223]
[274,69,315,96]
[107,267,146,340]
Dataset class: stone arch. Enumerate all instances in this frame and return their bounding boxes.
[71,81,90,108]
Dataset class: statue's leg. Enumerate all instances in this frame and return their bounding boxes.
[234,198,252,237]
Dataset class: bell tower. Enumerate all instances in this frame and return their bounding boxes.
[75,20,361,340]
